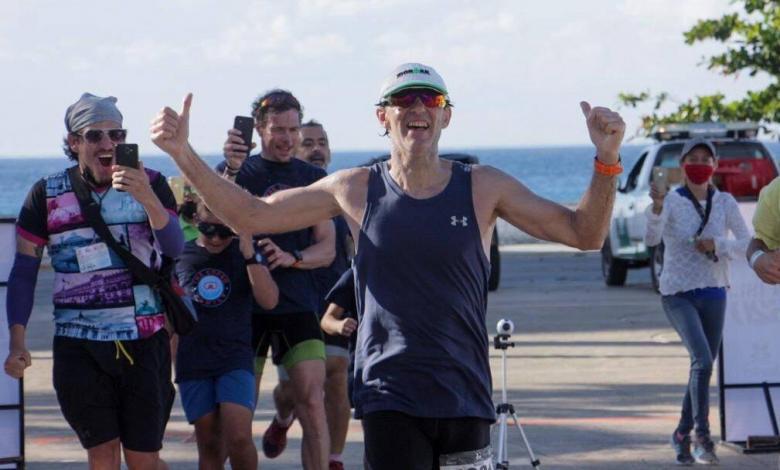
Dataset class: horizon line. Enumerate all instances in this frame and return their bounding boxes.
[0,141,662,159]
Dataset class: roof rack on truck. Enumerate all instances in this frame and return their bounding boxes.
[649,122,760,141]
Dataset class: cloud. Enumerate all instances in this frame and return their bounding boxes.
[297,0,404,16]
[293,33,351,58]
[443,9,517,37]
[443,44,502,68]
[373,7,519,69]
[617,0,733,31]
[97,41,188,67]
[201,14,292,65]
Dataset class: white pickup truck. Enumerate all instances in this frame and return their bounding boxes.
[601,122,778,291]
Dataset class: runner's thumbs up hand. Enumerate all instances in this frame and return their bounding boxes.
[580,101,625,164]
[151,93,193,159]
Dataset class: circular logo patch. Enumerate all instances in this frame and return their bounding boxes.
[192,268,231,307]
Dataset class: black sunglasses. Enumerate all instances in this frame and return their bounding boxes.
[197,222,235,239]
[77,128,127,144]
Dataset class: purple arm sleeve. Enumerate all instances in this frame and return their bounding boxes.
[7,253,41,328]
[154,212,185,258]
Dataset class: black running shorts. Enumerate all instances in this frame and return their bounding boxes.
[362,410,493,470]
[251,312,325,373]
[52,329,174,451]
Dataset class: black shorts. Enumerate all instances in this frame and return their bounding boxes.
[52,329,175,451]
[323,331,350,351]
[251,312,325,373]
[362,411,492,470]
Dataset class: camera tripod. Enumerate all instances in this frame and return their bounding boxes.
[493,329,541,469]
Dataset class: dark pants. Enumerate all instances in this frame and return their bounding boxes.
[662,292,726,438]
[362,410,492,470]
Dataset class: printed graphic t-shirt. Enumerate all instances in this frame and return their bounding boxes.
[175,239,254,381]
[16,166,177,341]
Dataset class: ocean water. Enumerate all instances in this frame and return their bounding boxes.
[0,145,646,218]
[2,142,778,220]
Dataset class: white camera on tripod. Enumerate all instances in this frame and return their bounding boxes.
[496,319,514,336]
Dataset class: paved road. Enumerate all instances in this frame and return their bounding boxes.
[10,246,780,468]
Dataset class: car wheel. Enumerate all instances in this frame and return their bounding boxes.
[650,243,664,294]
[488,229,501,291]
[601,238,628,286]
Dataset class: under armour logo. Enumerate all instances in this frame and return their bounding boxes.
[451,216,468,227]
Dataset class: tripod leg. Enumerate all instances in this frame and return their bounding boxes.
[495,412,508,468]
[509,411,541,468]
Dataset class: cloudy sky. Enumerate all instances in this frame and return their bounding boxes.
[0,0,770,157]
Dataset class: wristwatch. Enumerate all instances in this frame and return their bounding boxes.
[224,163,240,177]
[245,251,267,267]
[292,249,304,266]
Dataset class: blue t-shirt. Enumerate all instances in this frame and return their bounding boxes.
[175,239,253,381]
[217,156,326,315]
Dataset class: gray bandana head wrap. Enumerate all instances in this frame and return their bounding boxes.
[64,93,123,133]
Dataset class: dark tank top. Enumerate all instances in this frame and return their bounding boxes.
[352,160,494,420]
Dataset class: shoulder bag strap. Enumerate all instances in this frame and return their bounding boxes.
[67,166,164,288]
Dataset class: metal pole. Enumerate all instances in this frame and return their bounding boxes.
[502,347,508,464]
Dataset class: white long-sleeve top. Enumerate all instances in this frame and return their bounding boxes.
[645,189,750,296]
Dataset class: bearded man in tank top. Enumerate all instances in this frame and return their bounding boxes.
[151,63,625,469]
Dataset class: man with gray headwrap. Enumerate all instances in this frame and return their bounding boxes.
[3,93,183,468]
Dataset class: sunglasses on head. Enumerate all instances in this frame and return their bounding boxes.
[197,222,235,239]
[259,93,301,111]
[384,89,448,108]
[78,128,127,144]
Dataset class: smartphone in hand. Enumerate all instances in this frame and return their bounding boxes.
[115,143,139,169]
[114,144,139,192]
[234,116,254,155]
[652,166,668,195]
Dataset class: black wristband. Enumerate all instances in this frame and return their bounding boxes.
[224,164,240,176]
[245,251,267,267]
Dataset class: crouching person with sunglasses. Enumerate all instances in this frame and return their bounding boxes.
[174,201,278,469]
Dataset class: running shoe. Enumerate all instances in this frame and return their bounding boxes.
[329,461,345,470]
[671,431,695,466]
[692,435,719,465]
[262,415,293,458]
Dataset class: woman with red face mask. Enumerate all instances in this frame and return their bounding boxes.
[645,137,750,465]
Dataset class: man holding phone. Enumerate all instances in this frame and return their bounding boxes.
[4,93,183,468]
[261,118,354,469]
[220,89,335,470]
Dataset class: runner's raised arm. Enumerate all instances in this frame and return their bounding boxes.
[150,93,342,235]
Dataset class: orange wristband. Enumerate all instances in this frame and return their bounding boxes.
[594,156,623,177]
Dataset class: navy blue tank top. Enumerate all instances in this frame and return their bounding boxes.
[353,160,494,420]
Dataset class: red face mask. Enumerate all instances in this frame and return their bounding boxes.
[683,163,714,185]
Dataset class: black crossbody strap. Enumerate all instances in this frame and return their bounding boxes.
[67,166,164,288]
[677,185,715,238]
